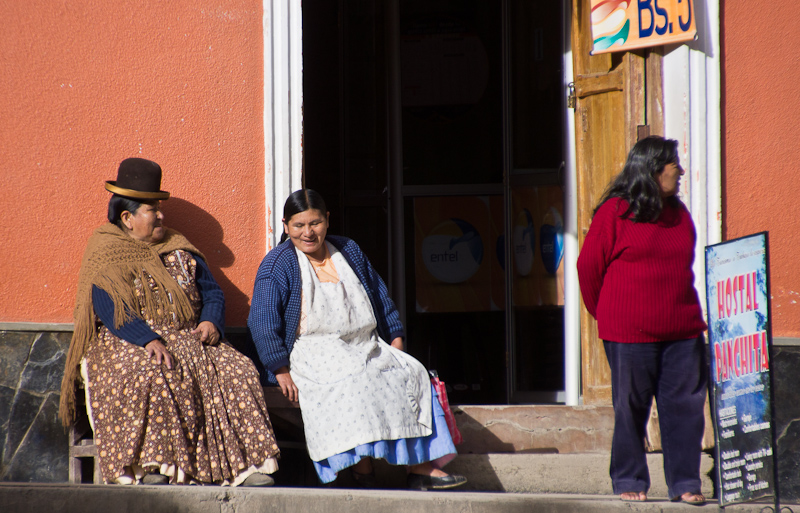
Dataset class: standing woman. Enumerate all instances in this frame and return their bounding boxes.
[60,158,280,486]
[577,137,708,504]
[248,189,466,490]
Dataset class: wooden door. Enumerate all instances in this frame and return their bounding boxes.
[571,0,663,405]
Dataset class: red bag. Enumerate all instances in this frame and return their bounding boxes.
[430,371,463,445]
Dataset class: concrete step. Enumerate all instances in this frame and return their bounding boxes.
[454,404,716,455]
[447,404,719,497]
[455,405,615,455]
[0,482,782,513]
[446,453,715,497]
[351,452,715,497]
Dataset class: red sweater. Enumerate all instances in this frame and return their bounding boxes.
[577,198,707,343]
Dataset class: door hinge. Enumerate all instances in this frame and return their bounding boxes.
[567,82,576,109]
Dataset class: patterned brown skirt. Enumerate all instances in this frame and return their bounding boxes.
[84,328,279,484]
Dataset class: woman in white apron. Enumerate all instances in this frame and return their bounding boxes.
[248,189,466,490]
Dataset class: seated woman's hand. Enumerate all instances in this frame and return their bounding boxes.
[390,337,404,351]
[274,367,299,403]
[145,339,174,369]
[191,321,220,346]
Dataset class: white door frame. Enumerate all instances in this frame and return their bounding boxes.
[263,0,304,252]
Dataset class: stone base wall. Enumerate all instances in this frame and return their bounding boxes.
[0,331,70,482]
[771,346,800,502]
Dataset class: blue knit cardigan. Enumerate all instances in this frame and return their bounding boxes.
[247,235,405,385]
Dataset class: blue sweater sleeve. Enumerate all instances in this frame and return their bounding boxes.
[248,248,296,375]
[194,255,226,339]
[92,285,160,347]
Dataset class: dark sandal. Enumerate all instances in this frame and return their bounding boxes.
[141,473,169,485]
[407,473,467,491]
[241,473,275,487]
[351,469,377,489]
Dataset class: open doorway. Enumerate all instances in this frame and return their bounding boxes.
[303,0,567,405]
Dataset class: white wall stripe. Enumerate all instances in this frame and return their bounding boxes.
[264,0,304,253]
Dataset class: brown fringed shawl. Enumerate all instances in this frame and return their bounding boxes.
[58,223,205,427]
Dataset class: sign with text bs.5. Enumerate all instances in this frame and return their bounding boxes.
[589,0,696,55]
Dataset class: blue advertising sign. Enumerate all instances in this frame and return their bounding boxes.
[705,233,775,507]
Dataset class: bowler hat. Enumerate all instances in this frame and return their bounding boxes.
[105,158,170,200]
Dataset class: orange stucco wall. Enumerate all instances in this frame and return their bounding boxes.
[0,0,266,326]
[724,4,800,337]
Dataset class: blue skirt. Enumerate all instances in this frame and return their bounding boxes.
[312,384,457,483]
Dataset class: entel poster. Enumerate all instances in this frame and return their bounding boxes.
[590,0,696,55]
[510,187,565,308]
[705,233,776,507]
[414,195,498,313]
[413,191,564,313]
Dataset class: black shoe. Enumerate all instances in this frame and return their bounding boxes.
[351,469,378,489]
[407,473,467,491]
[141,473,169,485]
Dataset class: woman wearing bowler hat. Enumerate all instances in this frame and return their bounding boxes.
[59,158,280,486]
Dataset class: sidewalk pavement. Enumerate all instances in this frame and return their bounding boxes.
[1,482,792,513]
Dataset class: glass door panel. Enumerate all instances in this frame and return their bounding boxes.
[399,0,507,404]
[507,0,566,403]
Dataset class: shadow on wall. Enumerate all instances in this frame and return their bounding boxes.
[161,197,250,325]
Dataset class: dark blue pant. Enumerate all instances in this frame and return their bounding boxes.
[603,336,707,499]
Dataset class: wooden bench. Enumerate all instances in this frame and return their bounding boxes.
[68,387,101,484]
[68,386,303,484]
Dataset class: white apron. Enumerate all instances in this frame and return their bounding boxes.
[289,243,433,462]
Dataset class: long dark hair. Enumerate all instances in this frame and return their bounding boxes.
[108,195,145,229]
[280,189,328,243]
[594,136,680,223]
